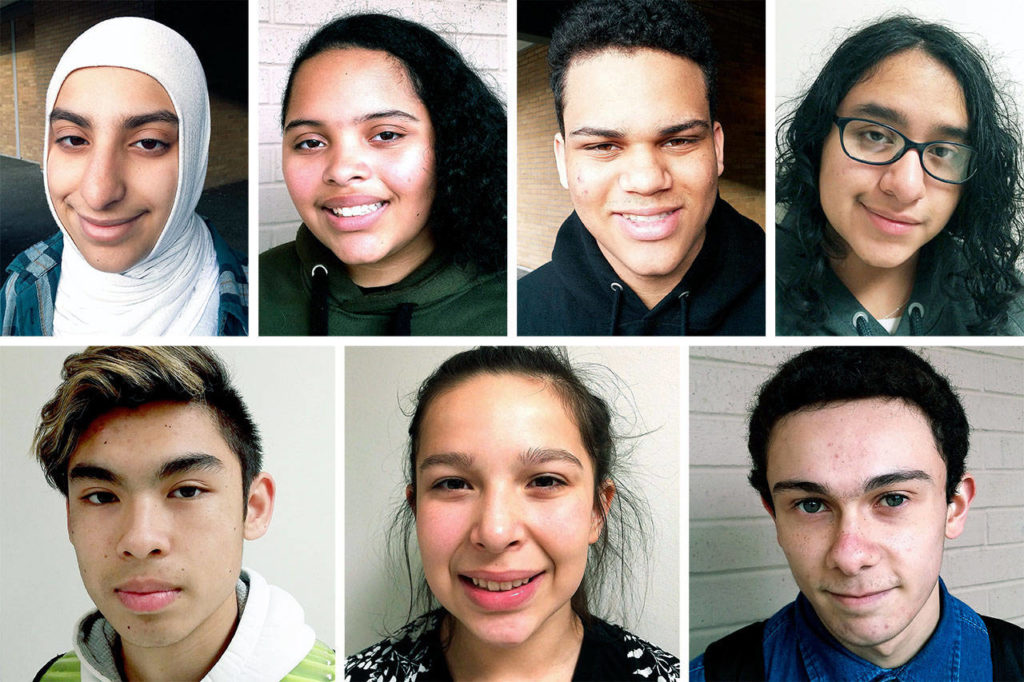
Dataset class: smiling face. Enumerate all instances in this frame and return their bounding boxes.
[554,48,723,305]
[65,402,272,665]
[819,49,967,273]
[282,48,437,287]
[765,398,973,667]
[47,66,179,274]
[413,373,608,650]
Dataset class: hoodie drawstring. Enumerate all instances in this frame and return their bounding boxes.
[389,302,415,335]
[607,282,624,335]
[907,302,924,335]
[852,311,874,336]
[311,264,329,335]
[678,290,690,335]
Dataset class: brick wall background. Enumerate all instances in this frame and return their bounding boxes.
[258,0,508,251]
[516,0,765,273]
[689,346,1024,659]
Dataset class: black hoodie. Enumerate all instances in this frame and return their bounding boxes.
[517,196,765,335]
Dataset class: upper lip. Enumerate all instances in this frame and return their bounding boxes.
[863,204,921,224]
[613,206,680,217]
[460,570,542,582]
[322,195,387,209]
[77,213,143,227]
[115,578,180,593]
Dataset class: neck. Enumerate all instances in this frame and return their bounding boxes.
[346,229,436,288]
[833,580,942,668]
[600,228,705,310]
[444,606,584,682]
[121,590,239,682]
[830,251,918,321]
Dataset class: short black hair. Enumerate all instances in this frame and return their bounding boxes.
[748,347,968,511]
[547,0,717,134]
[777,15,1024,334]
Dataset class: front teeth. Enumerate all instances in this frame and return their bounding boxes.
[330,202,383,217]
[470,576,531,591]
[622,211,672,223]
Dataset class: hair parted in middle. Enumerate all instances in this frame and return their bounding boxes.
[776,15,1024,334]
[546,0,718,134]
[747,346,969,512]
[390,346,650,628]
[281,13,507,274]
[34,346,263,505]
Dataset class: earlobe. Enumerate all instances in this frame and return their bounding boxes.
[405,484,416,514]
[589,480,616,543]
[944,473,975,540]
[554,133,569,190]
[761,496,776,520]
[66,498,72,543]
[243,472,276,541]
[713,121,725,177]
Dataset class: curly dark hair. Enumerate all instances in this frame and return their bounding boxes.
[547,0,717,134]
[281,13,506,273]
[748,347,968,512]
[777,15,1024,334]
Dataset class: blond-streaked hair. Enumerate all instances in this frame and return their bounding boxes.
[35,347,262,501]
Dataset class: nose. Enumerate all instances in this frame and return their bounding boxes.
[323,135,371,186]
[469,487,523,553]
[116,499,170,559]
[878,148,926,203]
[825,513,881,576]
[78,142,127,210]
[618,146,672,195]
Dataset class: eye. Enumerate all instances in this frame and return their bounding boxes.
[56,135,88,148]
[131,138,169,152]
[170,486,203,499]
[880,493,908,508]
[432,478,469,491]
[371,130,404,143]
[795,498,825,514]
[83,491,118,505]
[664,137,696,148]
[585,143,619,153]
[529,475,566,488]
[294,138,325,151]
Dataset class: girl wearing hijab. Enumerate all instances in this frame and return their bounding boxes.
[0,17,248,336]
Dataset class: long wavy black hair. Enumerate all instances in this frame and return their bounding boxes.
[281,14,506,273]
[777,15,1024,334]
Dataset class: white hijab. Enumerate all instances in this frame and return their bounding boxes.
[45,17,220,336]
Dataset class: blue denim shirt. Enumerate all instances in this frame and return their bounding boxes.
[691,579,992,682]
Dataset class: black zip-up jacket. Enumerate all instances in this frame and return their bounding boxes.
[517,196,765,335]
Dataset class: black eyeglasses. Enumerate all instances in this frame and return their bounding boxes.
[833,116,975,184]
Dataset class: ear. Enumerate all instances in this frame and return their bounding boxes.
[944,473,975,540]
[589,480,616,543]
[66,498,72,543]
[243,472,275,540]
[761,495,776,520]
[405,484,416,515]
[712,121,725,177]
[553,133,569,190]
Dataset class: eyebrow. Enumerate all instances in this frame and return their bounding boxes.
[849,102,968,141]
[50,108,179,130]
[418,448,584,472]
[68,453,225,486]
[772,469,934,497]
[283,109,420,133]
[569,119,709,139]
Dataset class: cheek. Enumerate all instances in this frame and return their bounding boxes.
[382,147,436,206]
[283,157,321,207]
[46,153,78,202]
[415,504,467,569]
[566,159,610,203]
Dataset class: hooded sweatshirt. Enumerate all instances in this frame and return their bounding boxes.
[259,225,506,336]
[34,570,333,682]
[41,17,225,336]
[517,196,765,335]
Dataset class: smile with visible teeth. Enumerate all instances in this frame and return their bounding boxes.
[329,202,384,217]
[468,575,535,592]
[620,211,674,223]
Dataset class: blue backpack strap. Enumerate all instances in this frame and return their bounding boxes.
[980,615,1024,682]
[703,621,766,682]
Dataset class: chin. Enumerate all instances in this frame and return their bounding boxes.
[460,613,538,648]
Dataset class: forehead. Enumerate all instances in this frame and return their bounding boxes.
[561,47,710,131]
[288,47,426,118]
[54,66,174,118]
[766,398,946,491]
[837,49,968,134]
[70,401,238,477]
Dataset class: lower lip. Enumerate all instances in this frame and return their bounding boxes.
[321,202,388,232]
[614,209,680,241]
[116,589,180,613]
[77,215,140,244]
[461,574,543,611]
[829,588,892,609]
[864,205,918,236]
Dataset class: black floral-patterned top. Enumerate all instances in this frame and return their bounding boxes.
[345,610,680,681]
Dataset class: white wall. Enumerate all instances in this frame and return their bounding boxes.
[0,346,335,681]
[344,345,681,658]
[689,346,1024,659]
[258,0,508,251]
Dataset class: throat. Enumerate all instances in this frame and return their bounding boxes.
[830,252,918,321]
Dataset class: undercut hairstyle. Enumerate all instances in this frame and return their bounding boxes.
[281,13,506,273]
[777,15,1024,334]
[547,0,718,134]
[34,347,262,506]
[391,346,650,628]
[748,347,969,511]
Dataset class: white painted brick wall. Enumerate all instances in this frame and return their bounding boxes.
[258,0,507,250]
[689,346,1024,660]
